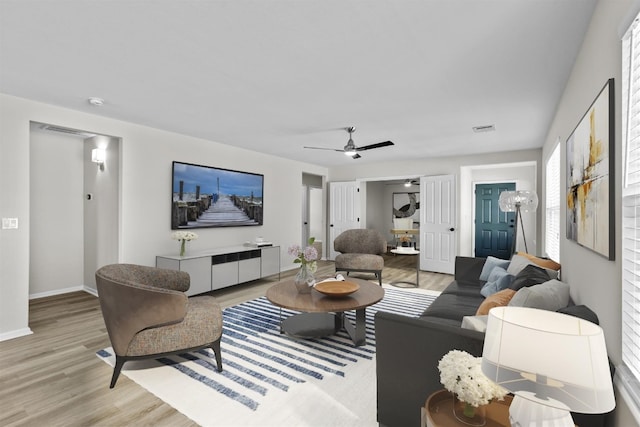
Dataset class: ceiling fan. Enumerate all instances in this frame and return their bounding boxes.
[303,127,394,159]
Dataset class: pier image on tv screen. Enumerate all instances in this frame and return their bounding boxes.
[171,161,264,229]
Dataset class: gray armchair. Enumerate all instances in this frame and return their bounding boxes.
[95,264,223,388]
[334,229,387,286]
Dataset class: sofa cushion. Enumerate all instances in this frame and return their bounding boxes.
[479,256,510,281]
[476,289,516,315]
[441,281,484,297]
[508,279,570,311]
[507,254,559,279]
[509,264,550,291]
[421,293,484,322]
[480,266,515,297]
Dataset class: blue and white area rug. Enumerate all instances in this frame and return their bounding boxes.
[97,285,439,427]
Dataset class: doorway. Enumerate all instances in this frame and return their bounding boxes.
[29,122,119,298]
[302,173,325,258]
[474,182,515,258]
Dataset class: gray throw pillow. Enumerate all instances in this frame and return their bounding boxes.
[508,279,570,311]
[509,264,550,291]
[480,266,515,297]
[479,256,511,281]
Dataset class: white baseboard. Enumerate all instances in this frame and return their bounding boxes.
[29,285,84,300]
[29,285,98,300]
[0,327,33,342]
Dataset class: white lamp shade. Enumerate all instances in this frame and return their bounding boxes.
[481,307,615,414]
[498,190,538,212]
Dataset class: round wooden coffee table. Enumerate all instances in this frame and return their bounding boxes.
[265,277,384,346]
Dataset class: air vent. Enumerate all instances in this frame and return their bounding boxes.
[40,124,96,138]
[472,124,495,133]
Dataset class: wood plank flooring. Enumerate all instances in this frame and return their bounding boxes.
[0,254,452,426]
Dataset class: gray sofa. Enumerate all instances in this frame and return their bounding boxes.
[374,256,611,427]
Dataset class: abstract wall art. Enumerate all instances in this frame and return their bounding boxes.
[566,78,615,260]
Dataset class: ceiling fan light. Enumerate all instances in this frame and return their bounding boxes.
[344,149,357,156]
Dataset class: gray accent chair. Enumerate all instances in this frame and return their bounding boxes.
[95,264,223,388]
[334,229,387,286]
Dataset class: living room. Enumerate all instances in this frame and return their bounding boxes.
[1,0,639,426]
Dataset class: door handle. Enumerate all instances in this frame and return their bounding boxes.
[449,228,455,232]
[509,225,514,228]
[330,224,334,227]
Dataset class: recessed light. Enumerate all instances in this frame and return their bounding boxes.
[472,124,495,133]
[88,97,104,106]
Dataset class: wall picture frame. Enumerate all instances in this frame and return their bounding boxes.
[566,78,615,260]
[392,192,420,226]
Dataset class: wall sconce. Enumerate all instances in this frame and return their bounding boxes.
[91,148,106,171]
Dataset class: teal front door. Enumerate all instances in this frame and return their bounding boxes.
[475,183,515,259]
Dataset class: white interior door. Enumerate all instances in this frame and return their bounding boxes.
[328,181,360,260]
[420,175,456,274]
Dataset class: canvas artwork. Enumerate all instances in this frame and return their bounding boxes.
[566,79,614,260]
[392,192,420,225]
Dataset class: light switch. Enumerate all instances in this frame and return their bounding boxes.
[2,218,18,229]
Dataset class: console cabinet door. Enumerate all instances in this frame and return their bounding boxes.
[179,257,212,296]
[239,258,261,283]
[261,247,280,278]
[212,261,239,290]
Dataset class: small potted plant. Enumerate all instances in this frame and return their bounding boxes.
[438,350,507,426]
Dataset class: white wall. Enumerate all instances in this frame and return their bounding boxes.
[540,0,637,425]
[29,126,85,296]
[0,93,328,340]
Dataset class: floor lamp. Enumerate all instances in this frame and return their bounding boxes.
[498,190,538,255]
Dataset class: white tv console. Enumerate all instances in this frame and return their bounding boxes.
[156,245,280,296]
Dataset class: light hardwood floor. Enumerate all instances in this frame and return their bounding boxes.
[0,254,452,426]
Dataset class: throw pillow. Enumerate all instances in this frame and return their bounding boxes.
[476,289,516,316]
[557,305,600,325]
[508,279,570,311]
[516,252,561,271]
[507,254,559,279]
[509,264,551,291]
[480,267,515,297]
[461,315,489,332]
[479,256,511,281]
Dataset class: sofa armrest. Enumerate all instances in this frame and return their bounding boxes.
[454,256,486,284]
[375,311,485,427]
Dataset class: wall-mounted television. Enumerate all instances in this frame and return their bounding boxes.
[171,161,264,229]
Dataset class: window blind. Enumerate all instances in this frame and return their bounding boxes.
[621,10,640,395]
[545,143,561,262]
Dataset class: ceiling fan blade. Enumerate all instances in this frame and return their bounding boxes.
[303,146,344,152]
[351,153,362,159]
[355,141,394,151]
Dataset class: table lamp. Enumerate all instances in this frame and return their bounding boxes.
[481,306,615,427]
[498,190,538,255]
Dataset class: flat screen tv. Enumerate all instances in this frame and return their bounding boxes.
[171,161,264,229]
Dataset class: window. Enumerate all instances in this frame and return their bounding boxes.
[620,10,640,417]
[545,143,561,262]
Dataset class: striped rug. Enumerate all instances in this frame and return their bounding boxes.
[96,285,439,427]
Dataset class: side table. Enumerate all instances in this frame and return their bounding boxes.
[390,247,420,287]
[422,390,513,427]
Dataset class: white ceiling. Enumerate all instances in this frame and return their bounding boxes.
[0,0,596,167]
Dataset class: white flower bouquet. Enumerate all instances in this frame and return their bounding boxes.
[438,350,507,408]
[172,231,198,256]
